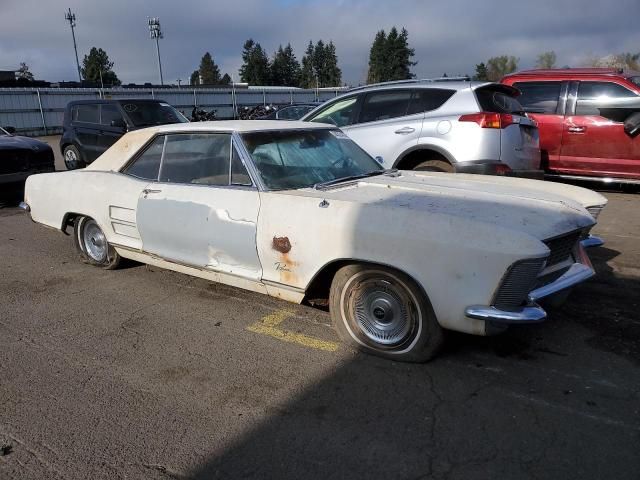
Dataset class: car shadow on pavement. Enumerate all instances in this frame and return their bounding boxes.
[188,244,639,480]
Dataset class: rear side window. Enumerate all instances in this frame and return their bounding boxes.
[513,82,561,114]
[100,104,124,126]
[159,134,231,185]
[407,89,455,114]
[576,81,639,116]
[475,88,524,114]
[359,90,412,123]
[74,104,99,123]
[123,136,165,180]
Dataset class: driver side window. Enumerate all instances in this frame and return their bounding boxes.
[308,96,358,127]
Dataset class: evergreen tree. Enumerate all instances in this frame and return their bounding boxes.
[220,73,232,85]
[270,44,301,86]
[367,30,387,84]
[299,40,342,88]
[324,41,342,86]
[190,70,200,85]
[365,27,415,83]
[299,41,316,88]
[473,62,488,81]
[81,47,120,86]
[199,52,221,85]
[239,39,270,85]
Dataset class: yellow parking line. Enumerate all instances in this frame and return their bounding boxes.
[247,310,339,352]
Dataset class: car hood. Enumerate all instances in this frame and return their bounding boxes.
[294,171,595,241]
[0,135,51,152]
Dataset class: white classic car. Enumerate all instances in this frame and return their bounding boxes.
[22,121,607,362]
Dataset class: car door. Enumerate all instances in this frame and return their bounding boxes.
[73,103,101,162]
[136,132,262,280]
[342,89,424,167]
[560,80,640,178]
[512,81,567,170]
[98,104,127,155]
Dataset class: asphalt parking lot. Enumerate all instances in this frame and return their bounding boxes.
[1,163,639,478]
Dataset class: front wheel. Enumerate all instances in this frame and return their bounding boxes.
[63,145,86,170]
[73,216,121,269]
[329,264,444,362]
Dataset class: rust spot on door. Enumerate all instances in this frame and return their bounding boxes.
[272,236,292,254]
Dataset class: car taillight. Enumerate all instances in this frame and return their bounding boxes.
[459,112,516,129]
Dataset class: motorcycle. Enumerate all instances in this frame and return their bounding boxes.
[191,106,218,122]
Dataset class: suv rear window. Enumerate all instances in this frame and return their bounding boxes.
[513,81,561,114]
[360,90,412,123]
[475,87,524,114]
[407,89,455,114]
[74,104,99,123]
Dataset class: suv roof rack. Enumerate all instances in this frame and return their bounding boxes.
[348,76,471,92]
[506,68,626,77]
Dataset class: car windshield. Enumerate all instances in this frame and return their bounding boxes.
[241,129,384,191]
[119,101,188,127]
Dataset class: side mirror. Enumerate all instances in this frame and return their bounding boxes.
[624,112,640,138]
[110,118,127,130]
[3,126,16,134]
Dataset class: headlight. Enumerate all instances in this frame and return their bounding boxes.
[586,204,605,221]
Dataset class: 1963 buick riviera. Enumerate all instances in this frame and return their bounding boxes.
[21,121,607,362]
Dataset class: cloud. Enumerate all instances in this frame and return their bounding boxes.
[0,0,638,85]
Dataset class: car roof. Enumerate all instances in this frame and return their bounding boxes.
[140,120,334,134]
[67,99,167,106]
[504,68,637,79]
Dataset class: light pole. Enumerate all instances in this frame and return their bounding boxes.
[148,17,164,86]
[64,8,82,83]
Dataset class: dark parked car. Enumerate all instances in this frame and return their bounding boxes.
[0,126,54,188]
[258,103,322,120]
[60,99,188,170]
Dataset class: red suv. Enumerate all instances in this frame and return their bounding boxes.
[502,68,640,184]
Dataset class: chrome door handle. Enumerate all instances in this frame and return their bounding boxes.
[142,188,162,195]
[567,126,586,133]
[395,127,415,135]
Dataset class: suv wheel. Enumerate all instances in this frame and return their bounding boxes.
[63,145,86,170]
[414,160,454,173]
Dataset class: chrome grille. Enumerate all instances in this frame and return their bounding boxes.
[493,258,546,309]
[544,231,581,267]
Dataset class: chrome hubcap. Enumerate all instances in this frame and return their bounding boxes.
[65,149,78,168]
[82,220,107,262]
[351,277,414,346]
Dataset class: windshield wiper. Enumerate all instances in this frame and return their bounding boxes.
[314,169,397,190]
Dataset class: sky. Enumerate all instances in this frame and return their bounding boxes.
[0,0,638,85]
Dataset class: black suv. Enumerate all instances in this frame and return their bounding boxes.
[60,99,188,169]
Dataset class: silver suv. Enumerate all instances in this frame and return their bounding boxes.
[302,79,542,176]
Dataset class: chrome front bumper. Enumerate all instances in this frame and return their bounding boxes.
[465,236,602,324]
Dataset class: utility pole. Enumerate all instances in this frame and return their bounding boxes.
[148,17,164,86]
[65,8,82,83]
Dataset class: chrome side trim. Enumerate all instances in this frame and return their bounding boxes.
[581,235,604,248]
[465,305,547,324]
[18,201,30,212]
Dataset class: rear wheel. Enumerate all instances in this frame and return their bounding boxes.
[63,145,85,170]
[329,264,444,362]
[414,159,454,172]
[73,216,121,269]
